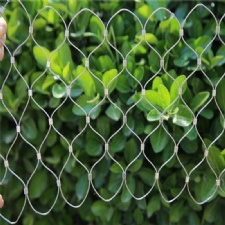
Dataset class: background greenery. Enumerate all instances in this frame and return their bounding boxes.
[1,0,225,224]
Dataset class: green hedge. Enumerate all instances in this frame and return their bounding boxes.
[1,0,225,224]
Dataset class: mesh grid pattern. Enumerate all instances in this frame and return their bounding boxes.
[1,1,225,223]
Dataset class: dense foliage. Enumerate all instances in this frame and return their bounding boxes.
[1,0,225,224]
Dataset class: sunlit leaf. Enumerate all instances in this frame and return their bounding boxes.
[173,105,193,127]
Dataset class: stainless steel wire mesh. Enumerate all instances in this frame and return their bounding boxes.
[0,1,225,223]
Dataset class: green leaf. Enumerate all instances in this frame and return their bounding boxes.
[147,109,161,121]
[136,4,153,20]
[158,84,171,110]
[174,56,190,67]
[33,46,50,69]
[22,117,38,140]
[71,84,83,98]
[210,56,224,68]
[33,18,47,30]
[185,126,198,141]
[147,195,161,218]
[46,130,57,147]
[181,138,198,153]
[148,50,160,72]
[50,62,62,77]
[173,105,193,127]
[214,45,225,66]
[42,75,55,91]
[76,65,96,98]
[86,131,103,156]
[98,55,115,72]
[117,74,131,93]
[31,72,48,94]
[15,77,28,100]
[45,156,60,165]
[110,163,123,174]
[200,108,214,119]
[216,79,225,112]
[191,77,204,94]
[29,170,48,199]
[150,126,169,153]
[152,76,163,91]
[121,175,135,203]
[8,8,28,43]
[57,106,74,123]
[159,17,180,34]
[106,104,121,121]
[87,93,100,104]
[134,66,144,83]
[194,36,211,53]
[136,184,147,208]
[31,95,48,109]
[91,201,114,221]
[23,214,34,225]
[145,90,160,108]
[170,75,187,103]
[208,146,225,175]
[72,95,100,118]
[146,0,169,21]
[90,15,104,37]
[48,8,59,24]
[128,159,143,173]
[52,83,66,98]
[133,208,144,225]
[68,0,77,14]
[136,33,158,45]
[108,174,123,193]
[97,116,110,139]
[124,139,138,162]
[188,212,201,225]
[110,133,126,153]
[132,93,149,112]
[2,85,15,110]
[102,69,118,94]
[2,129,16,144]
[190,91,210,112]
[138,168,155,186]
[63,62,73,83]
[75,174,89,201]
[121,41,132,57]
[170,201,185,222]
[201,57,211,67]
[110,15,124,36]
[203,200,220,223]
[145,33,158,45]
[195,170,217,202]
